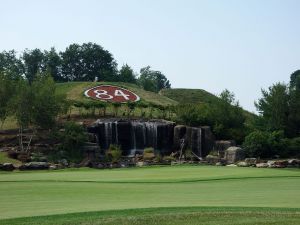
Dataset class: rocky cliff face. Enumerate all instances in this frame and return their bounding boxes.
[88,118,214,157]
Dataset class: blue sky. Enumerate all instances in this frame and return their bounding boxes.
[1,0,300,112]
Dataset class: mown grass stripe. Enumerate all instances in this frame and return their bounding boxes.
[0,175,299,184]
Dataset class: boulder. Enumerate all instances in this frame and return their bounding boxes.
[214,140,235,157]
[224,147,245,164]
[288,159,300,167]
[94,163,105,169]
[58,159,69,167]
[226,164,237,167]
[0,163,15,171]
[245,158,257,166]
[19,162,49,170]
[49,165,58,170]
[237,161,248,167]
[267,161,276,168]
[274,160,288,168]
[256,163,269,168]
[205,155,219,164]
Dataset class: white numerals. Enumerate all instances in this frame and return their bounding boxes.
[94,89,130,100]
[114,89,130,100]
[94,90,113,100]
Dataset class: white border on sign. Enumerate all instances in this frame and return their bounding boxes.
[84,85,141,103]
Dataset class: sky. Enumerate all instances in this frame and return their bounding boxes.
[1,0,300,112]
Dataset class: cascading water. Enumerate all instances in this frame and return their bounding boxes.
[89,118,175,156]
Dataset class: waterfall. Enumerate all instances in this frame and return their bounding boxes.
[114,121,118,145]
[104,122,112,149]
[198,128,202,157]
[90,119,175,156]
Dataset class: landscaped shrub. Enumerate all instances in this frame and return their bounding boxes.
[162,155,175,162]
[286,137,300,157]
[243,130,286,158]
[54,122,87,162]
[143,147,155,161]
[184,148,194,160]
[106,144,122,163]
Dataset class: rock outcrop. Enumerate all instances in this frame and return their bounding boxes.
[224,147,245,164]
[88,119,215,157]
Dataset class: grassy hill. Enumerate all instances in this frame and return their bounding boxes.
[160,88,220,105]
[56,82,177,106]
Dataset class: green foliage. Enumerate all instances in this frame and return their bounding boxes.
[162,155,175,162]
[255,83,289,133]
[243,130,286,158]
[0,73,16,127]
[56,122,87,162]
[61,42,118,82]
[138,66,171,92]
[44,47,63,82]
[175,90,246,143]
[143,147,155,161]
[175,103,211,126]
[0,50,23,80]
[22,48,44,84]
[106,144,122,163]
[31,74,66,129]
[285,137,300,158]
[184,148,194,160]
[119,64,136,83]
[144,147,154,154]
[10,79,34,128]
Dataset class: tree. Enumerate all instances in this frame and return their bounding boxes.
[11,78,34,129]
[255,83,289,133]
[31,73,66,129]
[0,50,23,80]
[56,122,87,162]
[243,130,286,158]
[288,71,300,137]
[119,64,136,83]
[44,47,63,82]
[138,66,171,92]
[22,48,45,84]
[11,73,66,130]
[290,70,300,90]
[60,42,118,81]
[0,72,16,127]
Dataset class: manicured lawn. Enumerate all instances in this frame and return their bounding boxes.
[0,166,299,224]
[2,207,300,225]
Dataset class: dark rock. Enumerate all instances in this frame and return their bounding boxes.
[88,119,214,158]
[224,147,245,164]
[19,162,49,170]
[288,159,300,167]
[58,159,68,167]
[0,163,15,171]
[245,158,257,166]
[93,163,105,169]
[274,160,288,168]
[17,152,31,163]
[173,125,187,150]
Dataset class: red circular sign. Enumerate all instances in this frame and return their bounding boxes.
[84,85,140,103]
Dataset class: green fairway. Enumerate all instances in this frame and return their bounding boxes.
[0,166,299,224]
